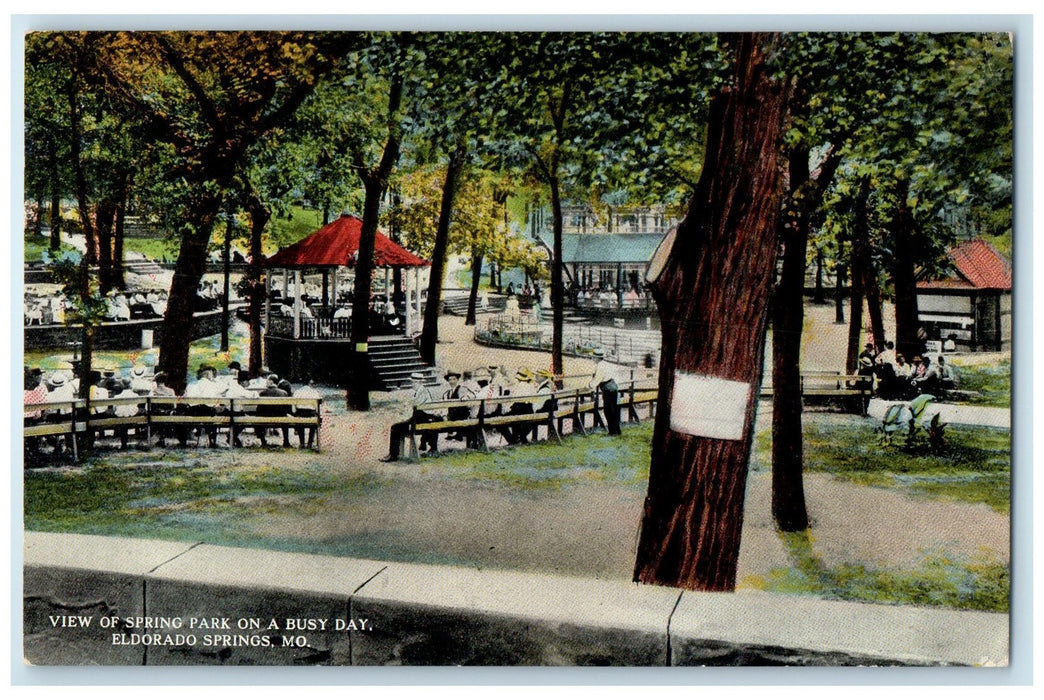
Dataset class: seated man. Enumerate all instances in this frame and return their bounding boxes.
[292,380,322,448]
[381,372,441,462]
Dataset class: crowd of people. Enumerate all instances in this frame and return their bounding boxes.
[381,349,631,462]
[859,340,960,400]
[23,361,322,454]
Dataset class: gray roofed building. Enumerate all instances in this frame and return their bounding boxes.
[534,232,668,265]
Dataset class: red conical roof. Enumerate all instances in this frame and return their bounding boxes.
[263,215,429,269]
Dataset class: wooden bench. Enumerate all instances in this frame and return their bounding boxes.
[758,371,872,414]
[400,382,661,461]
[23,396,322,460]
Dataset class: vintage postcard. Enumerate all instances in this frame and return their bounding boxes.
[16,21,1017,676]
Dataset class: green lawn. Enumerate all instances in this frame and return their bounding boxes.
[24,229,75,265]
[23,409,1010,612]
[950,357,1012,408]
[744,531,1008,613]
[794,415,1011,514]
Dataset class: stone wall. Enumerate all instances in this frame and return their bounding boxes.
[22,531,1009,667]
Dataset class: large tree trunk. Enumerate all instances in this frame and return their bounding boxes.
[49,190,62,251]
[890,178,921,359]
[419,149,463,365]
[770,137,841,534]
[549,175,565,380]
[633,33,787,591]
[112,191,126,290]
[845,255,865,375]
[834,259,846,324]
[852,177,885,351]
[465,250,483,326]
[95,200,116,294]
[245,192,270,377]
[813,247,825,304]
[159,223,217,394]
[345,178,384,411]
[68,76,97,413]
[770,145,811,534]
[220,210,233,352]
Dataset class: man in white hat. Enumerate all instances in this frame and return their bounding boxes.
[381,371,440,461]
[590,348,625,435]
[129,365,152,395]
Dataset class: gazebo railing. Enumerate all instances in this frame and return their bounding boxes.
[267,315,353,340]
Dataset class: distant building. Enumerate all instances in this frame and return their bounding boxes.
[916,238,1012,352]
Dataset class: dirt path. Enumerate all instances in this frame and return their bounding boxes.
[258,308,1008,582]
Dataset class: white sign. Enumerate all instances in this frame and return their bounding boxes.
[669,371,751,441]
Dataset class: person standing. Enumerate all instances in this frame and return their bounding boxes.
[591,349,624,435]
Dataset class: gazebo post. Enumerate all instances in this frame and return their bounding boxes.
[293,269,302,340]
[282,269,289,300]
[414,267,421,322]
[384,268,391,306]
[332,267,339,307]
[404,267,413,336]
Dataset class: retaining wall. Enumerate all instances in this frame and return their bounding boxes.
[22,531,1009,667]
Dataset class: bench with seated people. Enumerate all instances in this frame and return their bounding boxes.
[383,366,660,462]
[23,393,322,461]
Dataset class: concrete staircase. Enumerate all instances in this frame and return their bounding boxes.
[441,290,507,316]
[367,335,439,390]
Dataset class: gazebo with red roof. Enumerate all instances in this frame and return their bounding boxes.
[916,238,1012,352]
[261,215,431,383]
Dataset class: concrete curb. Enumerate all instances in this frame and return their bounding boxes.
[22,531,1009,667]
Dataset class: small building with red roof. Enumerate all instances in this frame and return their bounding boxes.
[916,238,1012,352]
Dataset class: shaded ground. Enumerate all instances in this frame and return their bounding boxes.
[23,302,1011,608]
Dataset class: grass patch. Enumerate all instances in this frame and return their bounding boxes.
[950,358,1011,408]
[799,417,1010,513]
[24,229,75,265]
[796,416,1010,512]
[24,454,385,546]
[122,235,179,263]
[743,531,1009,613]
[422,422,654,491]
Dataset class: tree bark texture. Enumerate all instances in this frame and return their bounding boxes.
[550,174,565,379]
[159,222,217,394]
[890,178,921,359]
[770,137,841,534]
[245,191,269,377]
[834,259,846,325]
[112,192,126,290]
[245,192,269,378]
[95,200,116,294]
[419,149,463,365]
[345,177,385,412]
[852,177,885,351]
[633,33,787,591]
[465,250,483,326]
[845,255,865,376]
[770,144,811,534]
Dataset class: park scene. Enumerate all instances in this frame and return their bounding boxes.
[21,31,1012,666]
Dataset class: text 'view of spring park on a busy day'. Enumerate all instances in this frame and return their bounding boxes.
[19,29,1014,669]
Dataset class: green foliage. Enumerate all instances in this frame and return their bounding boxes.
[745,532,1008,613]
[799,417,1010,513]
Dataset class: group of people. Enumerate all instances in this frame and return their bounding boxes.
[23,360,322,453]
[859,341,960,400]
[381,349,629,462]
[23,294,66,326]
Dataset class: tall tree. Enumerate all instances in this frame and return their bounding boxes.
[81,30,353,391]
[634,33,788,591]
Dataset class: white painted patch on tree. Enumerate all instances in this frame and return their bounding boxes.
[669,371,750,441]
